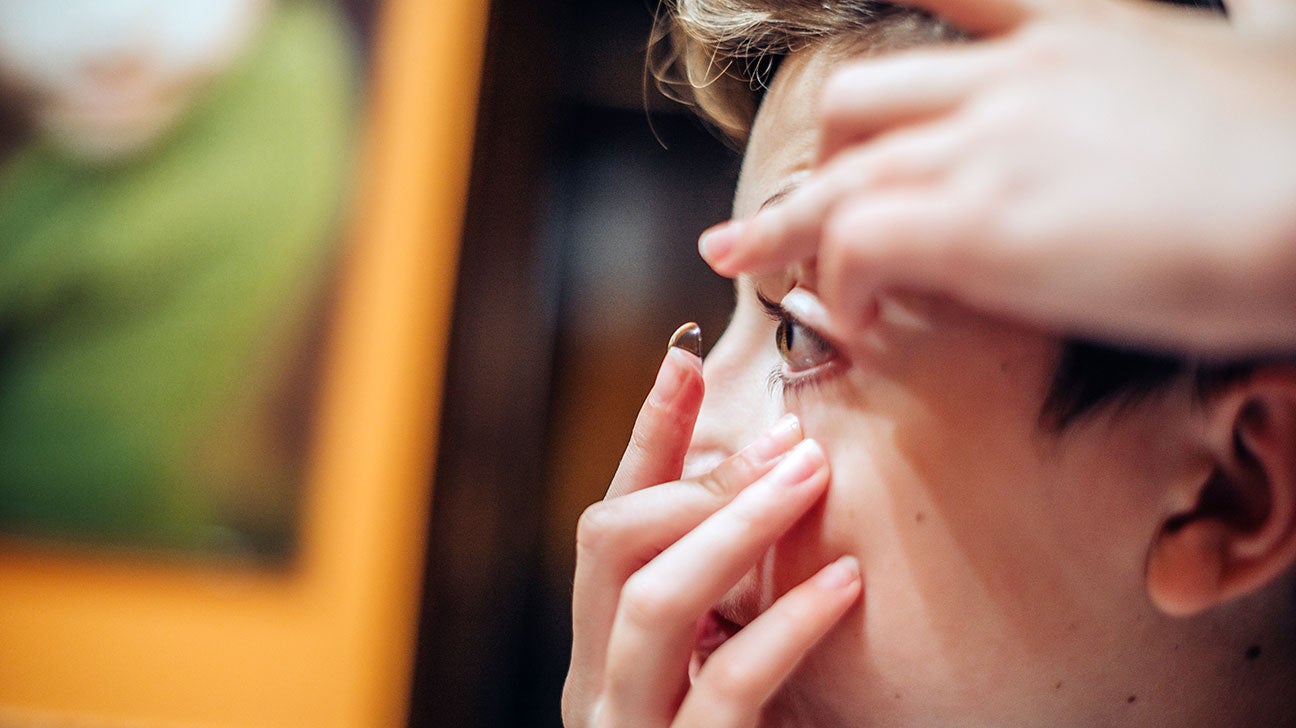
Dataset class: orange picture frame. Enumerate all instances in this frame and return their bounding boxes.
[0,0,488,725]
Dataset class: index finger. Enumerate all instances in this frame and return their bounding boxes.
[606,326,705,500]
[701,136,933,280]
[698,181,827,280]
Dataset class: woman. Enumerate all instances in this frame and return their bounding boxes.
[564,2,1296,726]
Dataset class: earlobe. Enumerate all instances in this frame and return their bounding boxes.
[1147,506,1229,616]
[1147,372,1296,617]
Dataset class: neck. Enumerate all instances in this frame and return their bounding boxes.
[1139,593,1296,728]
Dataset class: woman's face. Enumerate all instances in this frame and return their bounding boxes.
[685,45,1204,726]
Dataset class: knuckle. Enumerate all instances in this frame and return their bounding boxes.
[630,394,693,450]
[591,705,616,728]
[726,497,780,535]
[820,64,870,118]
[622,429,650,465]
[823,201,878,255]
[618,571,683,628]
[562,683,613,728]
[821,150,868,193]
[946,183,1000,248]
[559,679,583,727]
[771,594,824,633]
[625,409,661,454]
[699,457,749,499]
[575,501,618,555]
[698,655,763,703]
[857,147,903,184]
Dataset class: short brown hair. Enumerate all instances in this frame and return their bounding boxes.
[651,0,961,143]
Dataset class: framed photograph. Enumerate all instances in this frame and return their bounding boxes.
[0,0,486,723]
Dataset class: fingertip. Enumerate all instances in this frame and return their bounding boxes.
[702,214,802,277]
[669,345,705,392]
[758,437,830,492]
[648,345,704,409]
[743,413,803,464]
[814,555,862,591]
[699,220,742,275]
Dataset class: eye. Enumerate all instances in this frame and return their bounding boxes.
[775,317,834,373]
[757,291,840,385]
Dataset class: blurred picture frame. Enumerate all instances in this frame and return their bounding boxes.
[0,0,486,724]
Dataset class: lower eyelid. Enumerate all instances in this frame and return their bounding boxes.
[770,360,842,402]
[766,366,784,396]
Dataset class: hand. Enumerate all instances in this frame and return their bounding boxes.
[699,0,1296,355]
[562,347,861,727]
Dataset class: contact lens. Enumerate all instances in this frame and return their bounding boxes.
[669,321,702,357]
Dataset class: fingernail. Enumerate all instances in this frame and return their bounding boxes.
[648,347,692,407]
[699,221,742,266]
[769,439,825,487]
[746,414,802,464]
[668,321,702,357]
[815,555,861,590]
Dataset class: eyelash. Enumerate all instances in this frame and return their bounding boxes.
[756,292,839,400]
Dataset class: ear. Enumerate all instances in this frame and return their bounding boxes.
[1147,368,1296,616]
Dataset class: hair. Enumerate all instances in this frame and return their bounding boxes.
[651,1,968,143]
[653,0,1246,428]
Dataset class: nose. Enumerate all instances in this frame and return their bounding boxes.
[682,318,784,480]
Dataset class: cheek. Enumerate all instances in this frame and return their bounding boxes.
[685,308,785,474]
[771,328,1088,652]
[782,375,1171,701]
[778,310,1062,587]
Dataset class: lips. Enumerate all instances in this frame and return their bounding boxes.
[690,559,775,672]
[691,609,744,673]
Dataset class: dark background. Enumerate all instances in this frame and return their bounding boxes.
[406,0,739,726]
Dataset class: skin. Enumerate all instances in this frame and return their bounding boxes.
[565,38,1296,728]
[698,0,1296,356]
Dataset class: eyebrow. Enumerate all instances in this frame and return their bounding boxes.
[758,180,802,212]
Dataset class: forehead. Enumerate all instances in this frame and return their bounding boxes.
[733,46,840,219]
[733,16,958,218]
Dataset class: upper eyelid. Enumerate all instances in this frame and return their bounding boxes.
[756,291,822,344]
[756,290,784,321]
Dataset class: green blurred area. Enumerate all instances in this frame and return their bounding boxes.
[0,1,358,558]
